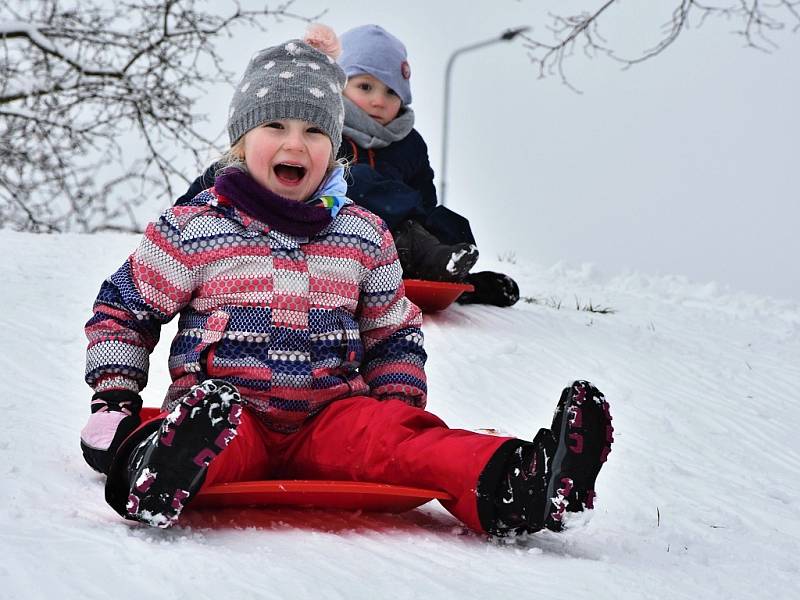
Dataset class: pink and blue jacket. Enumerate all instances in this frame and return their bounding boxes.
[85,185,427,433]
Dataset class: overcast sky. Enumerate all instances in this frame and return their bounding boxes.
[189,0,799,300]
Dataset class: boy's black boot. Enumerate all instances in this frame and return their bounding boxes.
[105,379,243,528]
[456,271,520,307]
[394,220,478,281]
[477,380,614,536]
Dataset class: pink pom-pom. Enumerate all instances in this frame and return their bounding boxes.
[304,23,341,59]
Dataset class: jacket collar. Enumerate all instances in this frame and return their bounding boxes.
[212,167,350,240]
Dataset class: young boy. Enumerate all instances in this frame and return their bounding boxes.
[336,24,519,306]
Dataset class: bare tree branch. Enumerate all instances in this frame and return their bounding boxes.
[520,0,800,91]
[0,0,320,233]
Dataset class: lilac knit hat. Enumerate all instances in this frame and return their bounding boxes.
[338,25,412,105]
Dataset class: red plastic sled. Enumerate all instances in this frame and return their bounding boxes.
[137,407,452,512]
[193,480,452,513]
[403,278,473,313]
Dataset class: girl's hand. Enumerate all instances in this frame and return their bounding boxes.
[80,390,142,475]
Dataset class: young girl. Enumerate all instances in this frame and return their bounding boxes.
[80,33,613,536]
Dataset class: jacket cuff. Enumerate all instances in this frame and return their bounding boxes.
[94,375,140,395]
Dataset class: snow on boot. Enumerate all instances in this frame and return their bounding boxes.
[479,430,556,537]
[119,379,243,528]
[544,380,614,531]
[394,220,478,281]
[441,243,480,280]
[456,271,519,307]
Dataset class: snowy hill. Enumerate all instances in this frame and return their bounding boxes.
[1,230,798,600]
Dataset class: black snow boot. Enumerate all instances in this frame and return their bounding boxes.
[105,379,244,528]
[456,271,519,307]
[547,380,614,522]
[477,380,614,536]
[393,220,478,281]
[476,431,555,537]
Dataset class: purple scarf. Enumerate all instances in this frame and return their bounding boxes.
[214,168,332,238]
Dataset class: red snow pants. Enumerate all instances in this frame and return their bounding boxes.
[203,396,514,533]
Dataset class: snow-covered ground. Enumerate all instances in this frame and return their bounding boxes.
[1,230,798,599]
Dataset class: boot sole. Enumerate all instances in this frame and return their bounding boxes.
[126,379,243,528]
[543,380,614,531]
[447,245,479,280]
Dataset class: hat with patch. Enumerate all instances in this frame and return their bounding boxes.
[338,25,412,106]
[227,39,347,152]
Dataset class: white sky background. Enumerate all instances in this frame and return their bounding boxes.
[186,1,798,300]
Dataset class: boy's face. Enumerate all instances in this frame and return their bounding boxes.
[344,74,403,126]
[242,118,332,201]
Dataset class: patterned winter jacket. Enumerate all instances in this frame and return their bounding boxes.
[85,189,427,433]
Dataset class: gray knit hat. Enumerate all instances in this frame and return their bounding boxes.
[227,40,346,151]
[339,25,412,106]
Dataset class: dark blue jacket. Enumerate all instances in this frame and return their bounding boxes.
[338,130,474,246]
[176,129,475,246]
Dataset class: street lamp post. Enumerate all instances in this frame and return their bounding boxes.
[439,26,530,207]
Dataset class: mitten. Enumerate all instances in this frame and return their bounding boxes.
[457,271,520,307]
[80,390,142,475]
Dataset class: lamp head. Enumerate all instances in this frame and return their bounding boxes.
[500,26,530,41]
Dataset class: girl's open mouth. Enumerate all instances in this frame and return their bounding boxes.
[274,163,306,185]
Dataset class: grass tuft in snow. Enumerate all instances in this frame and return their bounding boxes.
[520,294,616,314]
